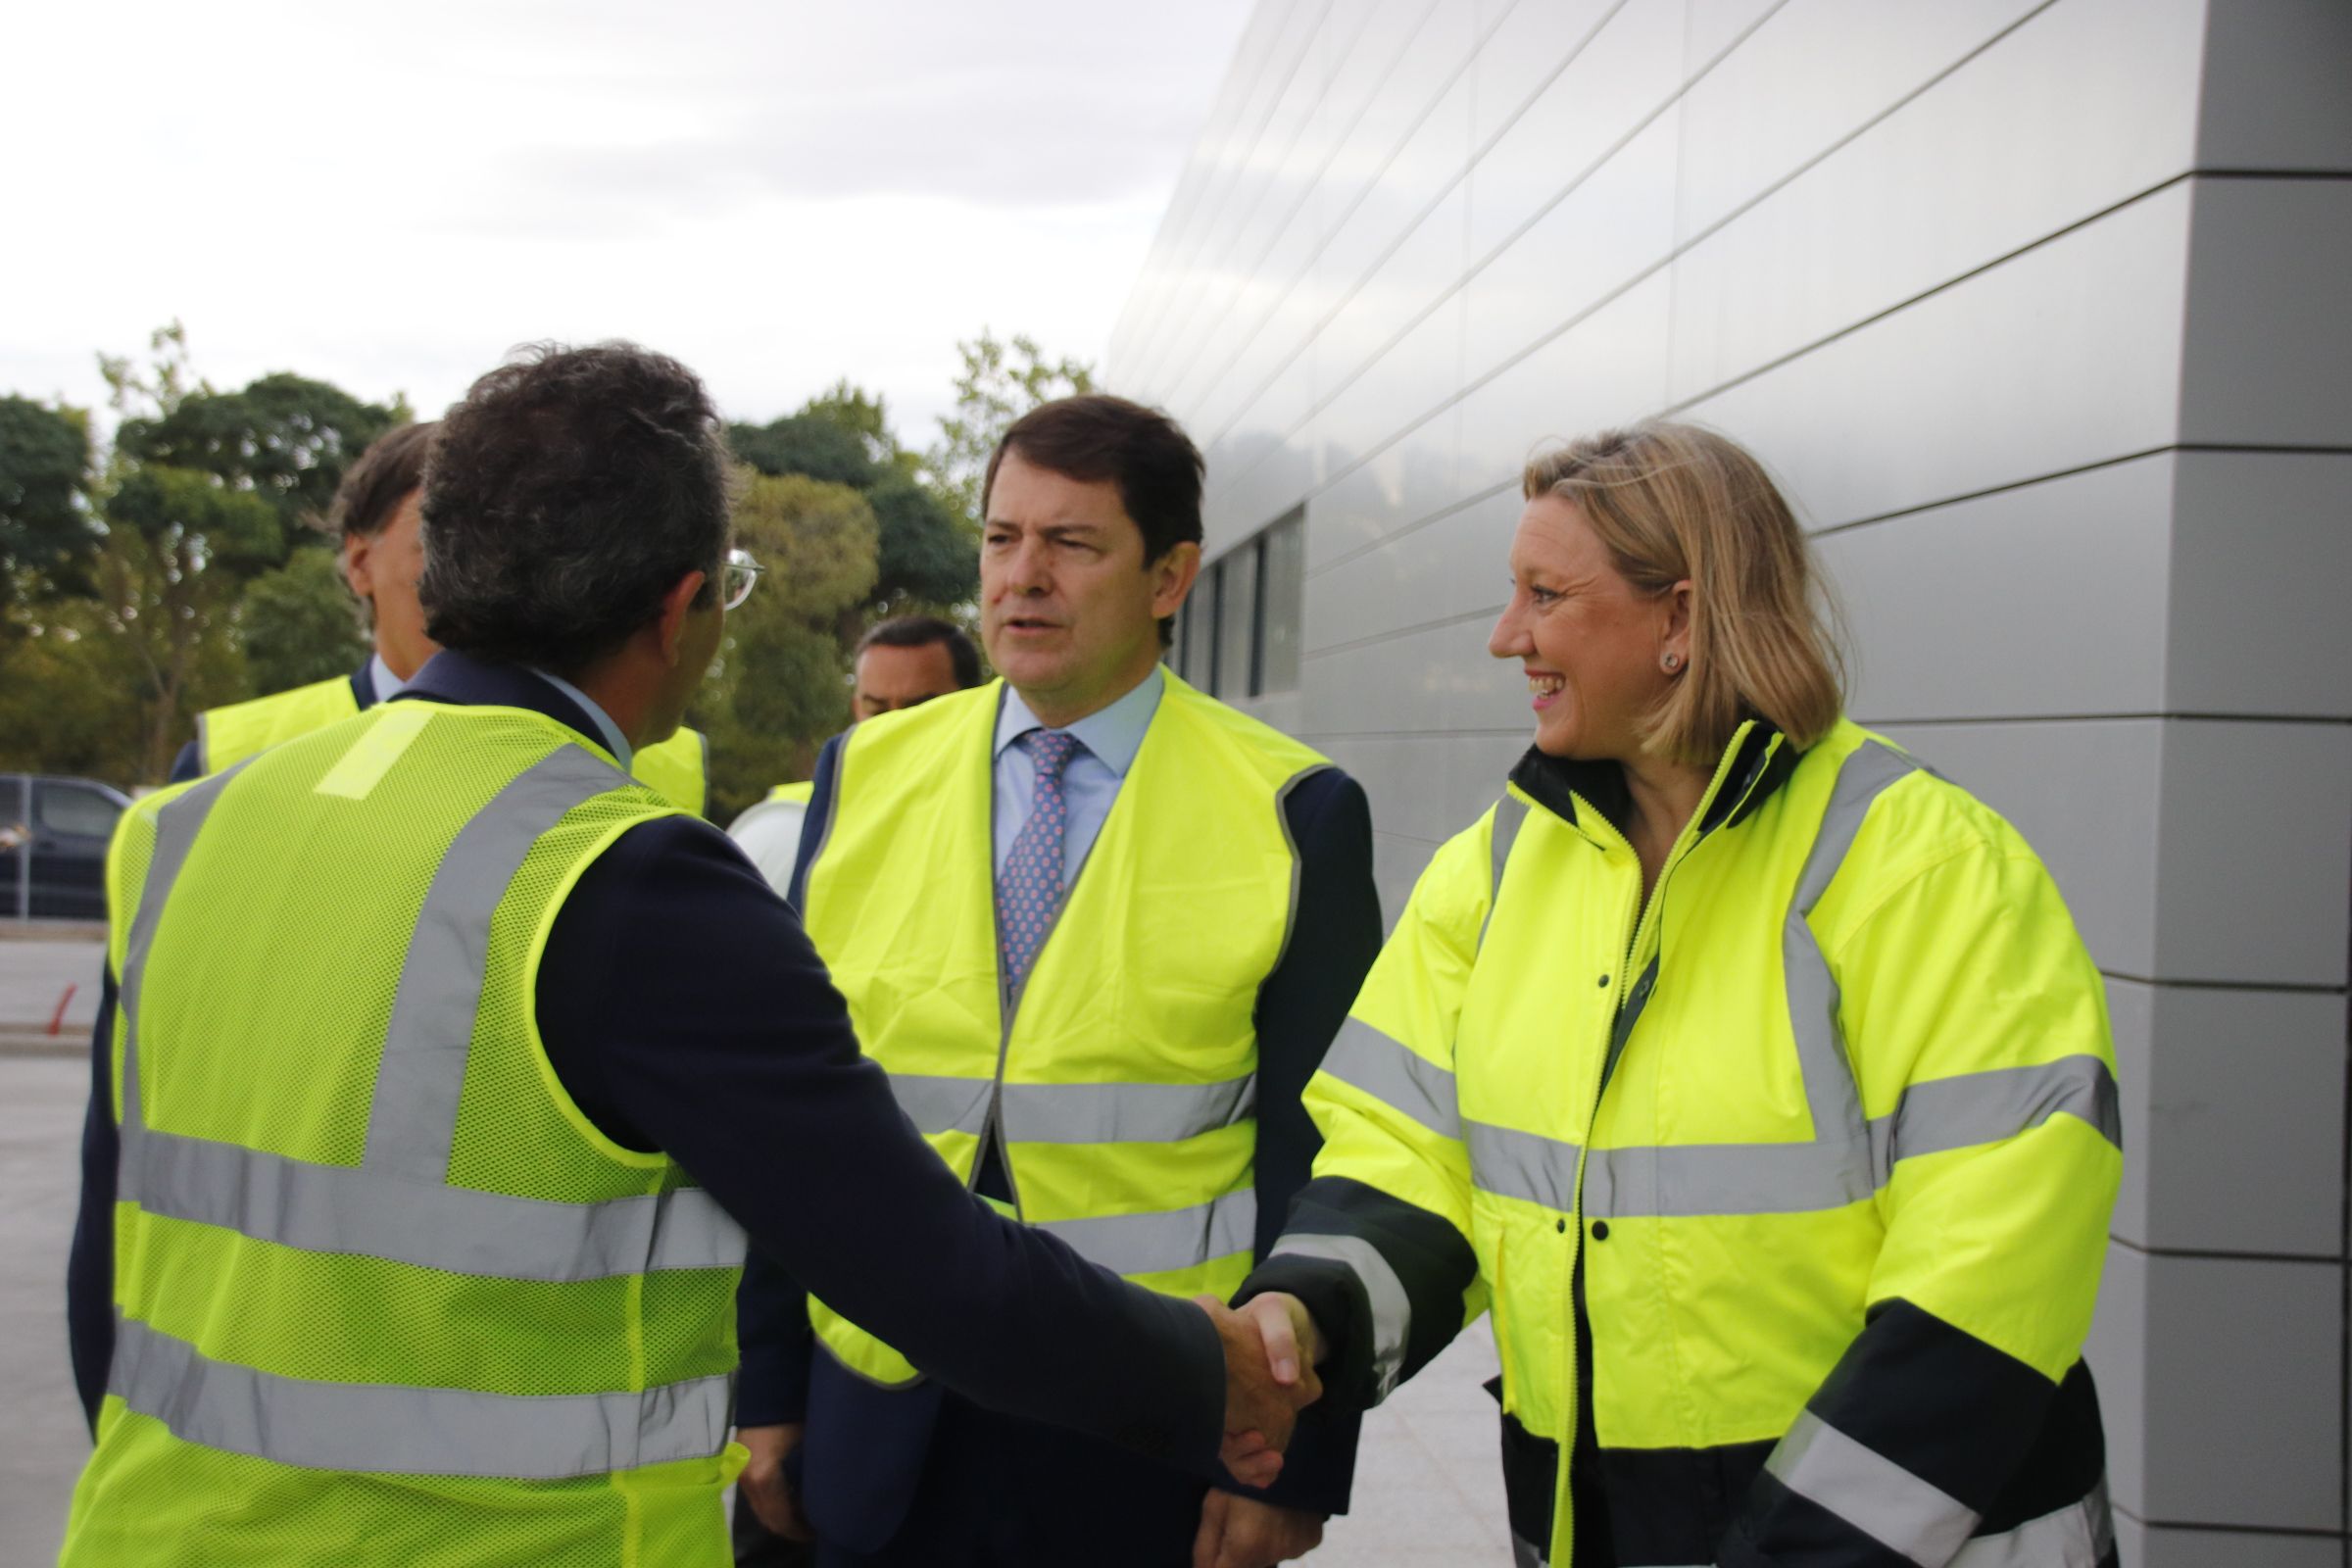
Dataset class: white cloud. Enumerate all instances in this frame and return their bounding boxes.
[0,0,1252,448]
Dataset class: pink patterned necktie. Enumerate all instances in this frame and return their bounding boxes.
[997,728,1083,985]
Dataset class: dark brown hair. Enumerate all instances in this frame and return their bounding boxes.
[983,394,1203,565]
[856,614,982,689]
[419,342,734,677]
[328,421,437,540]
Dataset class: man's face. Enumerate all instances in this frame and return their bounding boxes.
[342,489,439,681]
[852,640,964,722]
[979,450,1197,723]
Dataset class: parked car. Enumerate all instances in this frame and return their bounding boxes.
[1,773,132,921]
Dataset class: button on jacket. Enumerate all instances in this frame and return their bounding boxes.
[1246,718,2122,1568]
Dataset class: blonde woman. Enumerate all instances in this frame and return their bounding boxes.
[1239,424,2120,1568]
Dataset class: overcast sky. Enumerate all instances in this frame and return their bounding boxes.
[3,0,1253,448]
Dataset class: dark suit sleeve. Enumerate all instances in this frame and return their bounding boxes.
[167,740,201,785]
[1223,767,1381,1515]
[66,966,120,1434]
[725,728,848,1422]
[535,811,1229,1473]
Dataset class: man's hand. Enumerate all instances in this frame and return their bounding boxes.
[1193,1490,1327,1568]
[736,1422,808,1542]
[1234,1292,1325,1380]
[1196,1295,1322,1488]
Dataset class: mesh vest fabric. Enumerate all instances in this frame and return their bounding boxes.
[60,702,749,1568]
[1297,719,2121,1565]
[800,674,1327,1386]
[195,673,712,815]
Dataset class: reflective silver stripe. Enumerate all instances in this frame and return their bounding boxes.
[1767,1409,1978,1567]
[110,1314,732,1479]
[1876,1054,2122,1175]
[1582,1055,2125,1220]
[366,746,630,1181]
[888,1074,996,1137]
[1465,1119,1581,1211]
[119,1125,743,1280]
[1269,1232,1411,1400]
[1584,1139,1872,1219]
[1478,792,1530,951]
[1781,740,1918,1197]
[892,1074,1258,1144]
[1000,1074,1258,1144]
[118,764,251,1135]
[1037,1188,1256,1276]
[1511,1532,1549,1568]
[1947,1475,2113,1567]
[1320,1016,1460,1137]
[1266,763,1330,975]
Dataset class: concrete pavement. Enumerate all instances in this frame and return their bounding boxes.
[0,1051,1510,1564]
[0,938,103,1057]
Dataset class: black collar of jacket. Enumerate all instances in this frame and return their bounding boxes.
[392,649,612,754]
[1506,719,1802,841]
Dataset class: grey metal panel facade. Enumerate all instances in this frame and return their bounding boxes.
[1110,0,2352,1556]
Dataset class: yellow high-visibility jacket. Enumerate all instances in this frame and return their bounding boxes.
[62,702,747,1566]
[1249,719,2120,1568]
[799,674,1329,1386]
[197,670,714,815]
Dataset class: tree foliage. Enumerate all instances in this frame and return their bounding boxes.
[0,324,1093,798]
[927,328,1095,533]
[692,471,880,820]
[0,395,98,600]
[241,547,369,696]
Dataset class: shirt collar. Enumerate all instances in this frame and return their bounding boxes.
[526,666,633,769]
[368,653,411,705]
[994,665,1165,777]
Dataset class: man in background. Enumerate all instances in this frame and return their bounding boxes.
[729,615,982,890]
[172,420,714,813]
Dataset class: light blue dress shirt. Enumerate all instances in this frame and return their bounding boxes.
[992,667,1165,885]
[368,654,412,704]
[528,666,634,769]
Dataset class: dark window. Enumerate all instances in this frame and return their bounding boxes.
[35,782,122,840]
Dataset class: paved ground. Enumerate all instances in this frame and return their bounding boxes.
[0,1048,1509,1564]
[0,936,103,1055]
[2,1056,96,1562]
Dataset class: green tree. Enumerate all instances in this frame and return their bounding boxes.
[0,395,98,602]
[693,471,879,821]
[727,414,880,490]
[241,547,368,695]
[72,323,401,781]
[927,328,1095,533]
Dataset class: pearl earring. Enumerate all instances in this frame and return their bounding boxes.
[1662,653,1683,673]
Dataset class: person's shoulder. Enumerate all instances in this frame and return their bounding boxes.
[840,682,998,766]
[1156,674,1332,779]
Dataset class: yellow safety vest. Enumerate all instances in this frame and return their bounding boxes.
[801,673,1327,1385]
[197,672,713,815]
[1295,719,2121,1566]
[61,702,749,1567]
[766,780,814,805]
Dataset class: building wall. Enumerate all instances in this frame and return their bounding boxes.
[1106,2,2352,1562]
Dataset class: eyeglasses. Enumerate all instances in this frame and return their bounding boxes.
[720,547,763,611]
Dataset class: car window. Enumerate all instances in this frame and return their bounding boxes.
[35,782,123,840]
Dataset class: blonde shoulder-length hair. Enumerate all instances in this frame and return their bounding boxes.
[1522,421,1845,764]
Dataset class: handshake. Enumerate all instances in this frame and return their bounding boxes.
[1198,1291,1326,1489]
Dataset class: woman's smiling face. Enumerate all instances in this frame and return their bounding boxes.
[1489,493,1684,762]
